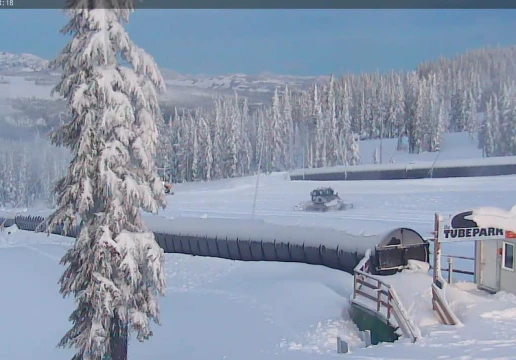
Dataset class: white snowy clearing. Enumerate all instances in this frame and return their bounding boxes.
[318,131,483,169]
[2,170,516,359]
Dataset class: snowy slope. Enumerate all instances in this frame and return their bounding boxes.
[357,132,483,166]
[4,171,516,358]
[290,132,486,178]
[4,169,516,246]
[156,171,516,284]
[159,172,516,236]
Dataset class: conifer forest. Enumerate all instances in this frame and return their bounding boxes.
[1,45,516,208]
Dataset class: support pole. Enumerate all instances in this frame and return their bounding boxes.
[379,118,384,164]
[302,146,305,180]
[447,257,453,284]
[433,213,441,285]
[251,170,260,220]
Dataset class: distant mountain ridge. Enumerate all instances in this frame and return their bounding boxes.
[0,52,324,106]
[0,52,50,73]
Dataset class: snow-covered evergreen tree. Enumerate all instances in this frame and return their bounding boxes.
[198,115,213,180]
[227,94,240,177]
[45,3,167,359]
[313,84,327,167]
[270,88,285,171]
[282,85,294,169]
[465,89,478,138]
[326,75,340,165]
[349,133,361,165]
[372,147,380,164]
[17,146,30,207]
[212,100,225,178]
[433,99,448,151]
[144,44,516,180]
[240,97,253,174]
[482,96,496,157]
[191,125,200,180]
[340,81,353,165]
[255,107,267,172]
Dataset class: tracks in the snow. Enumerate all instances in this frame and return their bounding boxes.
[160,207,433,225]
[21,244,62,261]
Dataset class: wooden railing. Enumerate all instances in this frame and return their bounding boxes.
[431,283,459,325]
[427,232,461,326]
[352,250,420,343]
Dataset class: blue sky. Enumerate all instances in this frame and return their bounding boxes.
[1,9,515,75]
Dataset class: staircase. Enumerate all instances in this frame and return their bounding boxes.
[351,249,421,343]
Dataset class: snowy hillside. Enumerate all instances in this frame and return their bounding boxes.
[3,173,516,359]
[0,52,49,73]
[355,131,482,166]
[0,52,322,106]
[160,68,322,94]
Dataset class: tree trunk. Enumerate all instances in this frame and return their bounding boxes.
[109,312,128,360]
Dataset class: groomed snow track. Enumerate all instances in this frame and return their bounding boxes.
[1,214,425,276]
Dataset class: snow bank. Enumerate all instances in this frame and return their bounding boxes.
[144,215,388,253]
[470,205,516,233]
[1,210,400,254]
[356,132,483,166]
[407,259,430,272]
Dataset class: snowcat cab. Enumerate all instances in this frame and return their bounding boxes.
[295,187,353,212]
[311,187,338,204]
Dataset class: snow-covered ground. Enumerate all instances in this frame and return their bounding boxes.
[161,172,516,238]
[291,132,493,178]
[356,131,483,166]
[352,263,516,360]
[0,75,54,100]
[0,227,361,360]
[3,171,516,359]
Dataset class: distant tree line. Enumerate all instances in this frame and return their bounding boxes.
[155,46,516,182]
[0,134,70,208]
[2,45,516,205]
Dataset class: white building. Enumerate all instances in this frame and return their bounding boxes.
[437,209,516,295]
[475,237,516,294]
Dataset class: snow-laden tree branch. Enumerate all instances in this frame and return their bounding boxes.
[45,2,168,359]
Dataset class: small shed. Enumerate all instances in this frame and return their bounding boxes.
[372,228,430,275]
[435,209,516,296]
[475,237,516,294]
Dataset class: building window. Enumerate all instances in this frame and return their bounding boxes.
[502,242,514,271]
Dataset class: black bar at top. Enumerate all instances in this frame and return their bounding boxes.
[4,0,516,10]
